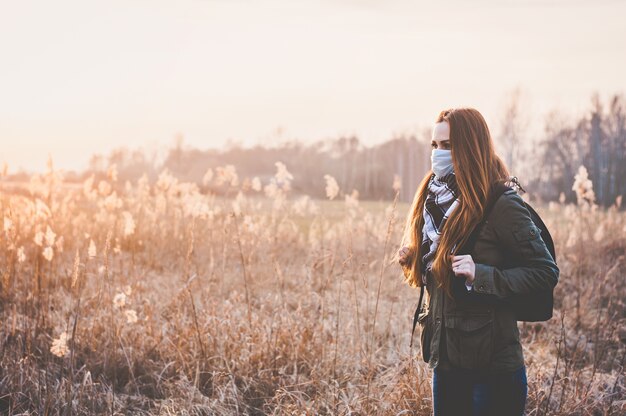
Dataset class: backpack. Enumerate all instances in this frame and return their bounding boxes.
[410,179,557,348]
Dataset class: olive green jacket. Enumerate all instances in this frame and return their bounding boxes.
[414,188,559,372]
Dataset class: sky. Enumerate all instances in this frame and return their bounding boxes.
[1,0,625,173]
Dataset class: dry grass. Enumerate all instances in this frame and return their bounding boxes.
[0,165,624,415]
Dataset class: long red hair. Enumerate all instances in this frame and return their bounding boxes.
[400,108,510,299]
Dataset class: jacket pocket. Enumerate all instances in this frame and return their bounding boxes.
[512,223,544,257]
[444,312,494,369]
[418,311,432,363]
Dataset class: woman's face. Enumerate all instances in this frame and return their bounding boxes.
[431,121,451,151]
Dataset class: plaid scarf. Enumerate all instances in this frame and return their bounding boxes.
[420,171,461,284]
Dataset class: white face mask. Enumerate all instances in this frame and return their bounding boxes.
[431,149,454,179]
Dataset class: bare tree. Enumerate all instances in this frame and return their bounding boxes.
[605,94,626,202]
[495,87,531,175]
[585,93,626,206]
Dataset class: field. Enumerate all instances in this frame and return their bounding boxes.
[1,166,625,415]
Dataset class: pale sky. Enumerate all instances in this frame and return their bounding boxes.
[1,0,624,173]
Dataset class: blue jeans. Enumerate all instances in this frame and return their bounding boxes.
[432,365,527,416]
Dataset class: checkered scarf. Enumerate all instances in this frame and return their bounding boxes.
[420,171,461,284]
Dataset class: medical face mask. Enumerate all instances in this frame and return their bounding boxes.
[431,149,454,178]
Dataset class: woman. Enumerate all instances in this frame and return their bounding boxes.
[397,108,559,416]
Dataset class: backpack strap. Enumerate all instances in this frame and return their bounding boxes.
[410,284,425,349]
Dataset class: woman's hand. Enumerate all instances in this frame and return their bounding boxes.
[450,254,476,284]
[398,246,412,266]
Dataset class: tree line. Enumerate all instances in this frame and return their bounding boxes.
[10,92,623,208]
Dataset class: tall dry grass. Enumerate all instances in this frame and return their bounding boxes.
[0,161,624,415]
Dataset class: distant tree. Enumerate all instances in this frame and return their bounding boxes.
[604,94,626,203]
[495,86,530,175]
[584,93,626,206]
